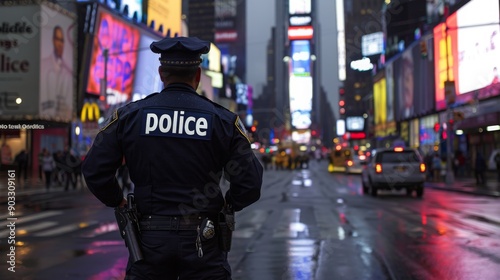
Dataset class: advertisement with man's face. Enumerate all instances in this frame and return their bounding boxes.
[394,40,435,121]
[0,5,40,117]
[39,5,75,121]
[86,9,140,105]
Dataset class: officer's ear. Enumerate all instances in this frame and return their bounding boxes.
[194,67,201,88]
[158,66,166,83]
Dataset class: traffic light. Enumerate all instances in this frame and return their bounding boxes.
[339,87,346,115]
[420,41,428,58]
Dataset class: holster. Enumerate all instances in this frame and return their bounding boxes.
[114,194,143,263]
[218,204,235,252]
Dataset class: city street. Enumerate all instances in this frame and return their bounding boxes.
[1,160,500,279]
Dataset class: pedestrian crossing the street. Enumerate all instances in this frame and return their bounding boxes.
[0,210,104,238]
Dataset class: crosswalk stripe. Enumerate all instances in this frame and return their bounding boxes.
[273,208,310,238]
[233,209,269,238]
[0,211,63,228]
[34,221,99,237]
[0,221,59,237]
[314,208,341,239]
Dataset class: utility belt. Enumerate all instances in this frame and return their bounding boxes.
[138,208,235,257]
[139,215,212,231]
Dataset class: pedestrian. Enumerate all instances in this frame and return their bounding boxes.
[82,36,263,279]
[41,149,55,189]
[14,150,28,180]
[432,154,442,182]
[61,146,80,191]
[474,152,487,185]
[494,152,500,182]
[456,151,466,178]
[38,148,45,181]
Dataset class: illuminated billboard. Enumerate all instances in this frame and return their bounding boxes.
[394,39,435,121]
[201,43,221,72]
[289,76,312,129]
[120,0,143,20]
[290,40,311,75]
[288,26,313,40]
[361,32,384,56]
[0,4,76,121]
[373,78,387,125]
[146,0,181,37]
[86,9,140,104]
[132,33,163,101]
[346,116,365,132]
[433,0,500,110]
[289,0,311,15]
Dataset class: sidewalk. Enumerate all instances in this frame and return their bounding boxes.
[0,172,87,203]
[424,172,500,197]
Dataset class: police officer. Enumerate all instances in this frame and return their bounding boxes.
[82,36,263,279]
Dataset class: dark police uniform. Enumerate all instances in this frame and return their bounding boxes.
[82,37,263,280]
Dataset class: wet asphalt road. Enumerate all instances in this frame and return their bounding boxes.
[1,160,500,279]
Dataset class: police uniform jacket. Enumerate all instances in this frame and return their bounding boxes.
[82,83,263,217]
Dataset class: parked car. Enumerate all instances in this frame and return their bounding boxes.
[487,149,500,171]
[361,147,426,197]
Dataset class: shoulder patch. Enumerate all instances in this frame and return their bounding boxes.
[235,116,250,143]
[99,110,118,132]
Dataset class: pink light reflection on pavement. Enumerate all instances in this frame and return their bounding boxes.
[87,256,128,280]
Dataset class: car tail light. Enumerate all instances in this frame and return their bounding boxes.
[347,160,353,167]
[375,163,382,173]
[420,163,426,173]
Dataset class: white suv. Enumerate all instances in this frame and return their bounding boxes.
[361,147,426,197]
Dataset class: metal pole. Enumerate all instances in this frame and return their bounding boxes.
[103,48,109,109]
[444,25,454,185]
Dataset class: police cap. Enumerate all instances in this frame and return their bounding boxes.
[150,37,211,67]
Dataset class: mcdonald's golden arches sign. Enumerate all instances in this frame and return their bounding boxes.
[80,102,100,122]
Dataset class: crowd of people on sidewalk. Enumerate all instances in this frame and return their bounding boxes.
[8,147,135,193]
[38,146,83,191]
[423,149,500,185]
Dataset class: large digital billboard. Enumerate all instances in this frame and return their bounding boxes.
[120,0,142,20]
[146,0,181,37]
[0,5,40,118]
[0,4,75,121]
[373,77,387,125]
[290,40,311,75]
[289,76,312,129]
[433,0,500,110]
[289,0,311,15]
[394,38,435,121]
[86,9,140,104]
[132,33,163,101]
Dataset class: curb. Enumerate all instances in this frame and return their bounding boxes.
[425,183,500,198]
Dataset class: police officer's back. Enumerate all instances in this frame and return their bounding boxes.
[82,36,263,279]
